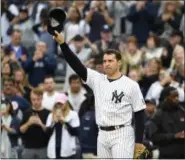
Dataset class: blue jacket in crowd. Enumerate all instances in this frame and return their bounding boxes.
[22,55,57,87]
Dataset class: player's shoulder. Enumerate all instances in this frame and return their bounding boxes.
[121,75,139,87]
[87,68,105,78]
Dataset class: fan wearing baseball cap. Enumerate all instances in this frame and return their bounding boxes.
[46,93,80,159]
[93,24,120,54]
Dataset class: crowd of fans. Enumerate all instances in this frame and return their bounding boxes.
[1,0,184,159]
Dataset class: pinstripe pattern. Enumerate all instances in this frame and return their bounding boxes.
[98,126,135,158]
[86,68,146,158]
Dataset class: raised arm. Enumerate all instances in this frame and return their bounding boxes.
[53,31,87,81]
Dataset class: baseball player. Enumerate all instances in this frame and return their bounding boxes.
[53,31,146,158]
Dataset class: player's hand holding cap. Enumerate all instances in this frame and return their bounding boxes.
[47,7,66,36]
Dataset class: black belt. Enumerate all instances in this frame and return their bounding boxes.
[99,124,125,131]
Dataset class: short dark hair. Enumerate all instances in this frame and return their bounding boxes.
[44,75,55,81]
[1,98,15,116]
[93,54,103,65]
[69,74,81,84]
[103,49,122,61]
[72,35,84,42]
[148,33,160,47]
[159,86,176,103]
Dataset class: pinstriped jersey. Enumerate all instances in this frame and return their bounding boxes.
[86,68,146,126]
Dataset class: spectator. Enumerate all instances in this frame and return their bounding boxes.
[173,63,184,88]
[72,1,90,18]
[64,6,90,43]
[93,24,120,55]
[7,6,35,53]
[1,1,19,46]
[13,68,32,102]
[2,54,22,74]
[143,99,157,147]
[139,58,161,96]
[106,1,134,38]
[31,1,50,24]
[154,1,182,39]
[144,99,156,123]
[46,93,80,159]
[128,68,141,82]
[85,1,114,42]
[142,33,164,62]
[146,67,184,105]
[161,31,183,68]
[63,35,91,91]
[32,9,56,55]
[149,87,185,158]
[2,77,30,114]
[42,76,59,111]
[20,87,50,159]
[121,36,143,74]
[1,97,21,158]
[2,62,13,81]
[4,29,28,62]
[127,1,158,47]
[93,54,104,73]
[66,74,88,113]
[170,45,184,84]
[79,94,98,158]
[22,41,57,87]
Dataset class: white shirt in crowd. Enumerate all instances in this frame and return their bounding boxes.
[145,47,164,61]
[67,87,87,113]
[146,81,185,105]
[63,44,91,92]
[42,91,60,111]
[64,20,90,43]
[46,110,80,158]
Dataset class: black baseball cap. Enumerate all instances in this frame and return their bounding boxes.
[101,24,111,33]
[47,7,66,35]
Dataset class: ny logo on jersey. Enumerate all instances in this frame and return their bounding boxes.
[111,90,124,103]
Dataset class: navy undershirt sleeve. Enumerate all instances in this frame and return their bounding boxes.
[134,110,145,143]
[60,43,87,81]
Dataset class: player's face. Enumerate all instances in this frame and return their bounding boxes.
[103,54,120,76]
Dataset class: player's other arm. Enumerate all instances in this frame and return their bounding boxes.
[53,31,87,82]
[134,110,145,143]
[131,83,146,143]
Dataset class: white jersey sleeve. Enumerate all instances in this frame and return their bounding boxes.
[85,68,102,89]
[131,83,146,112]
